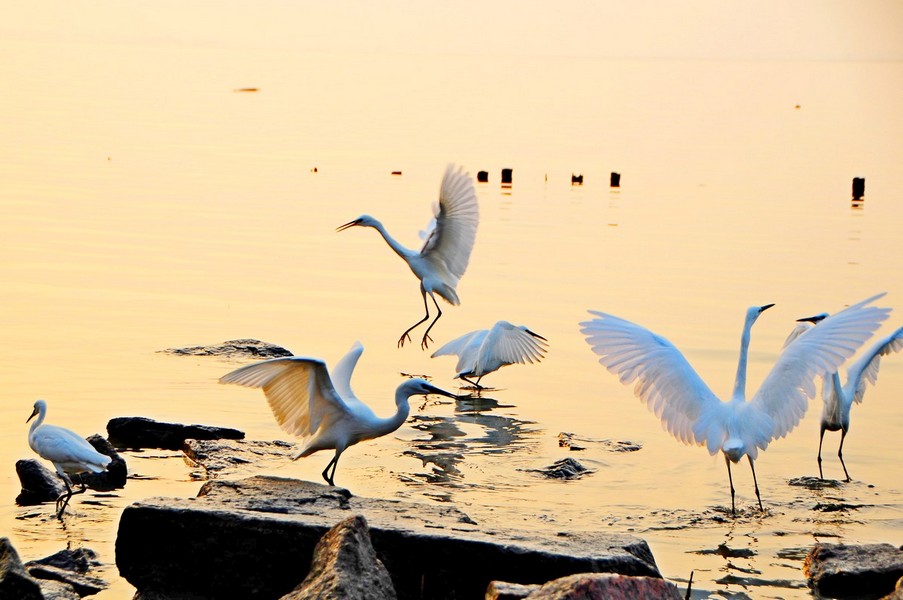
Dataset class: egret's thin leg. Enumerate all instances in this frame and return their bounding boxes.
[817,426,826,479]
[725,456,736,516]
[838,429,851,482]
[322,455,337,486]
[747,456,763,512]
[420,293,443,350]
[56,477,82,519]
[327,450,343,486]
[399,289,431,348]
[459,376,483,390]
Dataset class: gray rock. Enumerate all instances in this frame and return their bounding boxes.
[486,580,542,599]
[26,564,108,596]
[116,475,662,600]
[529,458,593,480]
[0,537,43,600]
[280,515,396,600]
[107,416,244,450]
[36,579,80,600]
[15,459,67,505]
[804,543,903,599]
[70,434,128,491]
[25,547,99,574]
[161,339,292,359]
[524,573,682,599]
[183,439,297,480]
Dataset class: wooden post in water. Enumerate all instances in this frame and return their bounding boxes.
[610,172,621,187]
[571,174,584,185]
[852,177,865,201]
[501,168,513,185]
[477,171,489,183]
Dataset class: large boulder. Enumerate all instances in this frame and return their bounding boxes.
[280,515,396,600]
[116,475,662,600]
[15,459,67,505]
[804,543,903,599]
[107,417,244,450]
[0,538,43,600]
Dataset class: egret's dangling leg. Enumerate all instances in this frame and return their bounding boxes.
[398,288,432,349]
[747,456,763,512]
[725,456,736,516]
[418,292,443,350]
[55,475,86,519]
[837,429,851,482]
[459,375,484,390]
[817,425,827,479]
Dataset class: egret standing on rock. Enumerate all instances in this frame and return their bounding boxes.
[431,320,548,389]
[579,294,890,515]
[219,342,458,486]
[27,399,112,519]
[785,317,903,480]
[337,164,479,350]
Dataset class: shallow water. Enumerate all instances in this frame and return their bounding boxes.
[2,5,903,598]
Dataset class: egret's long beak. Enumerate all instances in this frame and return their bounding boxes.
[425,384,459,400]
[336,219,360,232]
[26,407,38,423]
[797,313,828,324]
[759,303,775,314]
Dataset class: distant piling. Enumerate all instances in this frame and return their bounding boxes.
[501,168,513,185]
[477,171,489,183]
[571,174,583,185]
[852,177,865,201]
[610,172,621,187]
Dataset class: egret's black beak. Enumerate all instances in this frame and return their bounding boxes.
[797,314,828,324]
[336,219,360,232]
[759,303,775,314]
[26,407,38,423]
[426,384,458,400]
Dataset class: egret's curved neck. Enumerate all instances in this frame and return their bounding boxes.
[731,317,756,401]
[28,406,45,437]
[372,390,413,438]
[370,221,416,260]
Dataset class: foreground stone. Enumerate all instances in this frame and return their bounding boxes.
[0,538,43,599]
[280,515,396,600]
[117,475,661,600]
[107,416,244,450]
[524,573,682,599]
[804,543,903,599]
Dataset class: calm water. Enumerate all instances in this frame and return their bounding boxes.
[2,7,903,598]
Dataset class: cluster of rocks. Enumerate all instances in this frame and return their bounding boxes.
[0,539,107,599]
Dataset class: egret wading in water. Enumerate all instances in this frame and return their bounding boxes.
[219,342,457,486]
[579,294,890,515]
[784,317,903,481]
[430,320,548,390]
[27,399,112,519]
[337,164,479,350]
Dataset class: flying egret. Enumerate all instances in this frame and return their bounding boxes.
[430,320,548,389]
[785,316,903,481]
[337,164,479,350]
[26,399,112,519]
[219,342,457,486]
[579,294,890,514]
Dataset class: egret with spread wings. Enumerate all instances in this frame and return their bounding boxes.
[337,164,479,349]
[580,294,890,514]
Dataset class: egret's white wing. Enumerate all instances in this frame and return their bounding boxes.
[580,311,722,449]
[846,325,903,405]
[782,322,814,349]
[220,357,351,439]
[420,164,479,287]
[330,341,364,403]
[430,329,486,373]
[478,321,548,370]
[752,293,890,442]
[32,425,111,471]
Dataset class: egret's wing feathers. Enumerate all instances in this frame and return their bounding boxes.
[580,311,722,450]
[431,329,486,373]
[420,164,479,286]
[752,293,890,442]
[847,325,903,405]
[330,341,364,402]
[32,425,111,472]
[782,322,813,349]
[480,321,548,368]
[220,357,351,439]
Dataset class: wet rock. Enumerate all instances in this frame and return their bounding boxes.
[486,580,542,599]
[116,475,662,600]
[529,458,593,480]
[161,338,292,359]
[25,547,99,574]
[694,543,756,558]
[812,502,868,512]
[70,435,127,491]
[522,573,682,599]
[107,416,244,450]
[15,459,67,505]
[788,475,842,489]
[37,578,80,600]
[557,433,641,453]
[183,438,297,480]
[0,537,43,599]
[280,515,396,600]
[804,543,903,599]
[26,563,108,596]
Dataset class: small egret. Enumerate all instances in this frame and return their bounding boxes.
[430,320,548,389]
[337,164,479,350]
[580,294,889,514]
[219,342,457,486]
[785,316,903,480]
[26,399,112,519]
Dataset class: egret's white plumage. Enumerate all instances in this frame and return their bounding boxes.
[431,320,548,389]
[27,399,112,519]
[785,316,903,480]
[219,342,457,485]
[579,294,890,514]
[337,164,479,349]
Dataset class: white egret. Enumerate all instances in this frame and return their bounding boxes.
[430,320,548,389]
[337,164,479,350]
[26,399,112,519]
[219,342,457,486]
[579,294,890,514]
[785,316,903,480]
